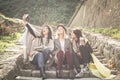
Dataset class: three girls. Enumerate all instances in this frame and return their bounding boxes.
[22,14,93,78]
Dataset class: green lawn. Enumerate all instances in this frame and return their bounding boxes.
[84,27,120,39]
[0,32,21,53]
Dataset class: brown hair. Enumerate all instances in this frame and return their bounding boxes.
[40,25,52,44]
[73,29,82,43]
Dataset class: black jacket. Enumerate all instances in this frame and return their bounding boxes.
[79,42,93,63]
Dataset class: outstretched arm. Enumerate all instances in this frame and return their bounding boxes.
[22,14,29,25]
[22,14,36,38]
[25,24,36,38]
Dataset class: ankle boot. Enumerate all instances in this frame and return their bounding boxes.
[57,70,62,78]
[40,67,46,78]
[76,67,81,73]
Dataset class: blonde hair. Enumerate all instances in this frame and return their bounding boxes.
[55,24,68,39]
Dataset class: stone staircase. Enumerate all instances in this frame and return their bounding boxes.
[15,47,118,80]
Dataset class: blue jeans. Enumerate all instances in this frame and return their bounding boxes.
[31,48,51,68]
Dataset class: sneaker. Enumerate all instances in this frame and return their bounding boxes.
[75,72,84,78]
[82,63,89,72]
[84,66,89,72]
[81,68,84,72]
[56,70,63,78]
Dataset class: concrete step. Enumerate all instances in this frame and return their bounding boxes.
[31,70,56,78]
[96,55,105,59]
[45,78,102,80]
[93,49,98,52]
[31,70,40,77]
[99,59,107,64]
[19,69,96,78]
[19,69,71,78]
[93,52,102,56]
[22,62,37,70]
[19,69,32,77]
[102,59,107,63]
[75,71,94,78]
[17,68,118,80]
[111,70,118,75]
[16,76,42,80]
[103,63,108,67]
[16,76,106,80]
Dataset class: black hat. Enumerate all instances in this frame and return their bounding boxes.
[57,24,67,33]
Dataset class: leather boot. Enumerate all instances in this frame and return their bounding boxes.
[76,67,81,73]
[57,70,62,78]
[40,67,46,78]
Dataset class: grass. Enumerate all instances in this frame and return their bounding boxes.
[84,27,120,39]
[0,32,21,53]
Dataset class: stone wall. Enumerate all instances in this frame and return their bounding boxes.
[0,45,24,80]
[70,0,120,28]
[84,31,120,70]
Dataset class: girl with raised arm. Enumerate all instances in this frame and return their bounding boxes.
[22,14,54,78]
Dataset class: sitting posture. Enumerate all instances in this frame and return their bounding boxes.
[53,24,74,78]
[22,14,54,78]
[71,29,83,74]
[79,37,93,72]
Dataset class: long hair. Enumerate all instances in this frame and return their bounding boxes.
[40,25,52,44]
[73,29,82,43]
[55,24,68,39]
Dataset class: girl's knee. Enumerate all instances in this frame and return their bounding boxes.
[65,51,70,55]
[37,52,44,57]
[44,48,50,52]
[57,50,64,56]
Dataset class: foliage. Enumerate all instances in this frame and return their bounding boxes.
[85,27,120,39]
[0,0,79,26]
[0,32,21,53]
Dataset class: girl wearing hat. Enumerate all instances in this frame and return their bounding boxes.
[53,24,74,78]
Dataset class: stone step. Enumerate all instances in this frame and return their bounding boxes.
[111,70,118,75]
[16,76,110,80]
[19,69,70,78]
[93,49,98,52]
[19,69,96,78]
[99,59,107,64]
[31,70,57,78]
[19,69,32,77]
[45,78,102,80]
[22,62,37,70]
[16,76,108,80]
[93,52,102,56]
[103,63,108,67]
[96,55,105,59]
[16,76,42,80]
[75,71,94,78]
[102,59,107,63]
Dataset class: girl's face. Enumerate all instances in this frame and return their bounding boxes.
[80,40,85,46]
[57,26,65,35]
[42,27,49,35]
[71,32,77,39]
